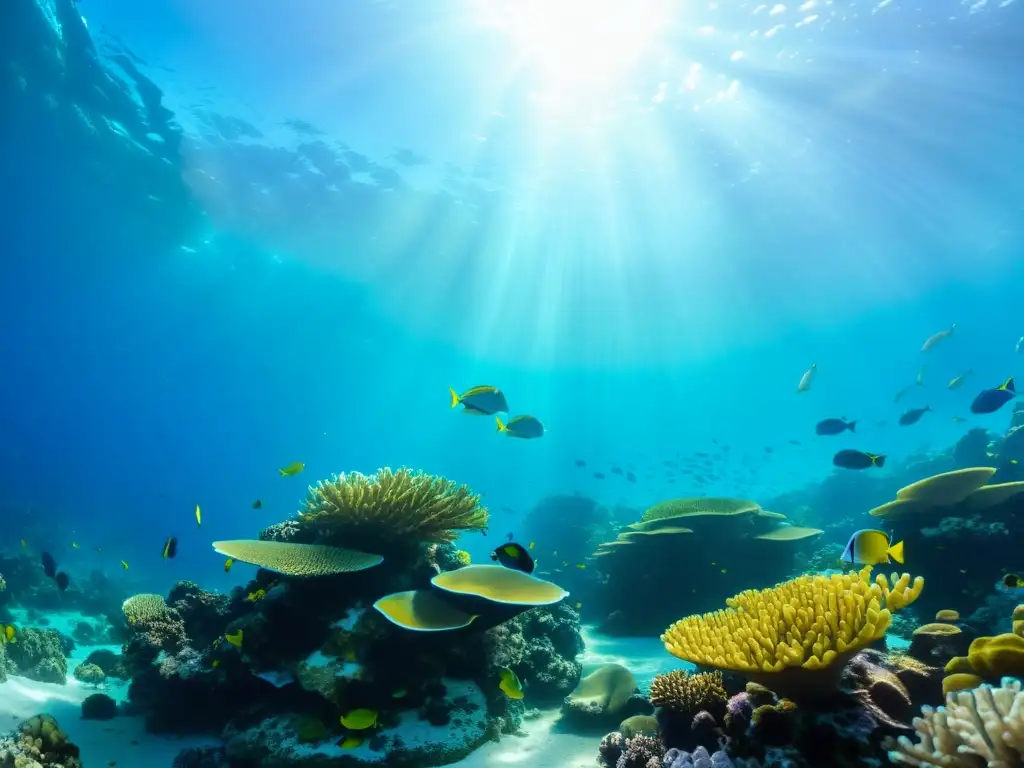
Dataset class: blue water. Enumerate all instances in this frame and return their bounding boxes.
[2,0,1023,601]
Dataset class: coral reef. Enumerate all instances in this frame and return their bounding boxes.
[661,567,923,699]
[563,663,647,728]
[81,693,118,720]
[6,627,68,684]
[888,676,1024,766]
[0,715,81,768]
[72,662,105,686]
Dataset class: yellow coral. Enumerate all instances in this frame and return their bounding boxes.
[455,549,472,566]
[661,567,923,675]
[299,467,488,551]
[121,594,170,629]
[649,670,727,718]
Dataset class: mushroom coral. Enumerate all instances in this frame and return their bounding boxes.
[661,567,923,697]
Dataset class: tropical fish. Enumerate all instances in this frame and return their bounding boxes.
[211,659,221,669]
[71,542,79,549]
[490,543,535,574]
[340,709,378,730]
[496,415,545,439]
[574,459,586,467]
[626,471,636,482]
[449,385,509,415]
[225,629,243,648]
[1017,336,1024,355]
[120,560,129,570]
[224,558,234,573]
[841,529,904,566]
[832,450,886,470]
[575,563,586,569]
[2,625,17,643]
[593,472,605,479]
[970,378,1017,415]
[815,418,856,436]
[337,735,364,749]
[195,504,202,526]
[279,462,305,476]
[41,552,56,579]
[55,572,70,591]
[528,542,535,549]
[574,602,582,610]
[921,324,955,352]
[948,370,973,390]
[162,536,178,559]
[1004,573,1023,589]
[247,589,266,602]
[899,406,932,426]
[392,689,407,699]
[498,667,524,699]
[252,500,262,509]
[797,363,817,393]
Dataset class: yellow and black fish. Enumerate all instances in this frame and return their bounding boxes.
[279,461,304,476]
[496,415,545,439]
[162,536,178,559]
[224,558,234,573]
[490,543,535,574]
[832,450,885,470]
[1003,573,1023,589]
[120,560,129,570]
[449,385,509,415]
[54,572,70,591]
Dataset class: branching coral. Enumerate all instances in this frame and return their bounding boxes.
[661,567,923,696]
[649,670,727,721]
[888,676,1024,767]
[296,467,488,552]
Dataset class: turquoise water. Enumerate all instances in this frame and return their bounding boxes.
[2,1,1024,766]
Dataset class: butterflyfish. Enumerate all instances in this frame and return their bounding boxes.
[841,529,904,566]
[498,667,524,699]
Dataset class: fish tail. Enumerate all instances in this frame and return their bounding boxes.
[872,454,886,467]
[1004,377,1016,393]
[496,417,507,433]
[847,421,857,433]
[449,387,460,408]
[888,540,905,565]
[278,468,286,475]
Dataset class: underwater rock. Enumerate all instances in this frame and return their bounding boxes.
[0,714,82,768]
[81,693,118,720]
[295,648,361,706]
[223,678,493,767]
[172,746,230,768]
[167,580,234,648]
[72,662,106,686]
[84,648,129,680]
[6,627,68,684]
[563,663,648,729]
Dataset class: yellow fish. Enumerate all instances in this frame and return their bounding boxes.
[498,667,523,700]
[338,735,363,749]
[279,462,305,476]
[340,709,378,730]
[574,602,582,610]
[120,560,129,570]
[575,563,586,569]
[195,504,202,526]
[528,542,535,550]
[211,659,221,669]
[225,629,243,648]
[2,625,16,643]
[72,542,79,549]
[224,558,234,573]
[247,589,266,602]
[720,569,728,574]
[841,529,904,566]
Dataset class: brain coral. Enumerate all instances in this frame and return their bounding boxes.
[661,567,923,692]
[296,467,489,552]
[122,594,170,629]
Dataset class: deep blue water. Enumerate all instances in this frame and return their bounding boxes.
[1,0,1023,597]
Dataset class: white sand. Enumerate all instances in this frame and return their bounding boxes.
[1,613,218,767]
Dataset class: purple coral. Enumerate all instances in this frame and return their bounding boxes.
[598,732,625,768]
[662,746,736,768]
[616,734,664,768]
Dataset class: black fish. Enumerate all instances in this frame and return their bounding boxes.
[788,439,801,445]
[1004,573,1022,589]
[899,406,932,426]
[54,572,70,591]
[490,543,535,574]
[574,459,586,467]
[815,418,856,436]
[833,449,886,470]
[971,377,1016,415]
[611,467,623,475]
[162,536,178,559]
[505,532,514,542]
[626,471,636,482]
[252,499,262,509]
[593,472,605,479]
[41,552,57,579]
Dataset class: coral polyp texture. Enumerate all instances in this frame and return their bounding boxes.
[296,467,489,551]
[888,676,1024,766]
[661,567,924,677]
[649,670,728,719]
[121,594,170,629]
[211,540,383,576]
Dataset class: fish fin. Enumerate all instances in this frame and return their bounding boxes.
[872,454,886,468]
[847,421,857,433]
[1004,377,1016,393]
[888,540,905,565]
[449,387,460,408]
[496,417,507,433]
